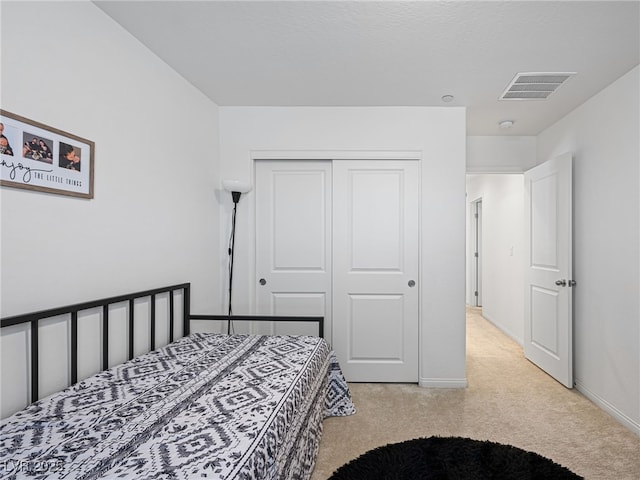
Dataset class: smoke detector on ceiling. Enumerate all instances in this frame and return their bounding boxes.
[499,72,576,100]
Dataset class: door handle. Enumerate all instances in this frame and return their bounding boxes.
[555,279,567,287]
[408,280,416,288]
[259,278,266,286]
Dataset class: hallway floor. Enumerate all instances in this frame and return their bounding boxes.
[312,307,640,479]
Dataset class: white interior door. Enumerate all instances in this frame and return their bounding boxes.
[524,152,574,388]
[255,160,332,338]
[332,160,420,382]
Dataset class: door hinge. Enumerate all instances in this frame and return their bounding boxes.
[474,291,478,297]
[474,252,478,257]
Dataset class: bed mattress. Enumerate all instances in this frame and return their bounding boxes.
[0,333,355,479]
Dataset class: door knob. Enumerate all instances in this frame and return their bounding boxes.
[555,279,567,287]
[408,280,416,287]
[259,278,266,286]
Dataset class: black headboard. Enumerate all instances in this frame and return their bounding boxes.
[0,283,324,406]
[0,283,190,404]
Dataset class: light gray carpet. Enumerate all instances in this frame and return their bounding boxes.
[312,307,640,479]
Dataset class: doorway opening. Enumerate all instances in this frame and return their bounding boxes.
[465,173,525,345]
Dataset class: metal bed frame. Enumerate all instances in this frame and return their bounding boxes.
[0,282,323,404]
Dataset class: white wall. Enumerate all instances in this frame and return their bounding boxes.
[537,66,640,434]
[219,106,467,387]
[0,2,220,416]
[467,136,537,173]
[466,174,525,343]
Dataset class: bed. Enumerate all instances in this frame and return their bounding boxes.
[0,283,355,479]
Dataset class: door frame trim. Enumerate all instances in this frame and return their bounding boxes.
[470,198,483,307]
[250,150,422,161]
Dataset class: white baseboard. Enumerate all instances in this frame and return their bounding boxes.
[419,377,468,388]
[575,380,640,436]
[480,311,523,347]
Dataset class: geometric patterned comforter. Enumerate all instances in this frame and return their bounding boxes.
[0,333,355,479]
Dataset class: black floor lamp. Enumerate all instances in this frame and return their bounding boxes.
[222,179,252,334]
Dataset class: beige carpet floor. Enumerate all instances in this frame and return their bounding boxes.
[311,307,640,479]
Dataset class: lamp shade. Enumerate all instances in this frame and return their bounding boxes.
[222,179,252,193]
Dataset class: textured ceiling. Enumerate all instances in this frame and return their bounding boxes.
[94,1,639,135]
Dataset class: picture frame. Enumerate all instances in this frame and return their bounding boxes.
[0,110,94,199]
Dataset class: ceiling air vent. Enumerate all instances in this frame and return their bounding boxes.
[499,72,576,100]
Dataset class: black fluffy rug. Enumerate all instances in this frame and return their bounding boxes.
[329,436,583,479]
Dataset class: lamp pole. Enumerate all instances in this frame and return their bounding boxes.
[222,180,252,335]
[227,191,241,334]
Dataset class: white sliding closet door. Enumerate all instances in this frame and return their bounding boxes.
[255,161,332,338]
[332,160,419,382]
[255,159,420,382]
